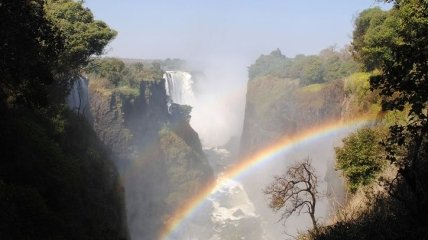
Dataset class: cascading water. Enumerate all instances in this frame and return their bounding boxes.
[161,69,267,239]
[67,76,90,118]
[163,71,195,108]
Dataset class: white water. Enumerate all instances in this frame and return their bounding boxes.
[67,76,90,117]
[157,73,266,237]
[163,71,196,107]
[160,65,354,239]
[186,58,248,147]
[171,147,268,240]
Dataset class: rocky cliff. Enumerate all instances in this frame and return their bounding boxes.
[88,78,213,240]
[240,76,346,159]
[238,64,379,237]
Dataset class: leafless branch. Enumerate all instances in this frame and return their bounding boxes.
[264,157,321,233]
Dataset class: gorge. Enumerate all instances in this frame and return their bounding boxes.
[71,51,371,239]
[2,1,426,239]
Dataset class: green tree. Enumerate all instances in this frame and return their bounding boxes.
[335,128,385,193]
[351,7,391,71]
[0,0,63,108]
[368,1,427,121]
[299,55,325,85]
[320,46,358,82]
[0,1,126,239]
[44,0,117,102]
[0,0,117,107]
[368,0,428,220]
[45,0,117,73]
[306,2,428,238]
[86,58,126,86]
[248,49,290,80]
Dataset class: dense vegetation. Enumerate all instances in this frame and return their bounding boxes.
[335,127,386,193]
[86,58,164,85]
[304,1,428,239]
[248,1,427,239]
[0,0,127,239]
[84,57,188,100]
[248,47,358,86]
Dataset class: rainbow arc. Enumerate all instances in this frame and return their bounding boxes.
[160,115,377,239]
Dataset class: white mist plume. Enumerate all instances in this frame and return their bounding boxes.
[188,56,249,147]
[237,126,359,239]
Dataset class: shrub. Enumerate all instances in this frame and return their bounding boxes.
[335,127,386,192]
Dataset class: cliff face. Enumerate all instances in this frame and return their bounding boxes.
[240,76,346,158]
[88,79,212,240]
[0,108,128,240]
[89,80,170,168]
[238,76,352,238]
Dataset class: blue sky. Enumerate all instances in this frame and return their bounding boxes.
[84,0,390,62]
[83,1,391,145]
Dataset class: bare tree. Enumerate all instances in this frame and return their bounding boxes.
[264,158,320,233]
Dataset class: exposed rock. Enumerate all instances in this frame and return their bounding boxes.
[88,78,213,240]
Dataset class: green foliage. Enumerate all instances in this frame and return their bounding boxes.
[0,108,126,240]
[367,1,428,120]
[0,1,126,238]
[161,58,186,70]
[319,47,359,81]
[352,0,428,220]
[308,194,428,240]
[307,2,428,239]
[335,128,386,193]
[85,58,166,99]
[86,58,126,86]
[248,49,290,80]
[246,75,298,117]
[370,1,428,226]
[298,55,325,85]
[0,0,62,107]
[159,128,209,208]
[248,47,357,86]
[169,103,192,122]
[351,7,394,71]
[343,72,371,97]
[141,62,164,81]
[0,0,117,108]
[342,72,382,116]
[42,0,117,102]
[44,0,117,71]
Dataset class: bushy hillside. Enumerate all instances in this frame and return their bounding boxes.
[248,47,358,86]
[241,1,427,239]
[309,2,428,239]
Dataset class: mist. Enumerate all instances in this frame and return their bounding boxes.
[235,127,357,238]
[4,0,413,239]
[82,1,391,239]
[188,55,249,147]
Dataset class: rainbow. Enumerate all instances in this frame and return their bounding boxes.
[159,115,378,239]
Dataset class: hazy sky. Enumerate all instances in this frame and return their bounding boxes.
[85,0,389,62]
[83,1,390,146]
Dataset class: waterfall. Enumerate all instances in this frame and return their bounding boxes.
[67,76,90,117]
[163,71,195,107]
